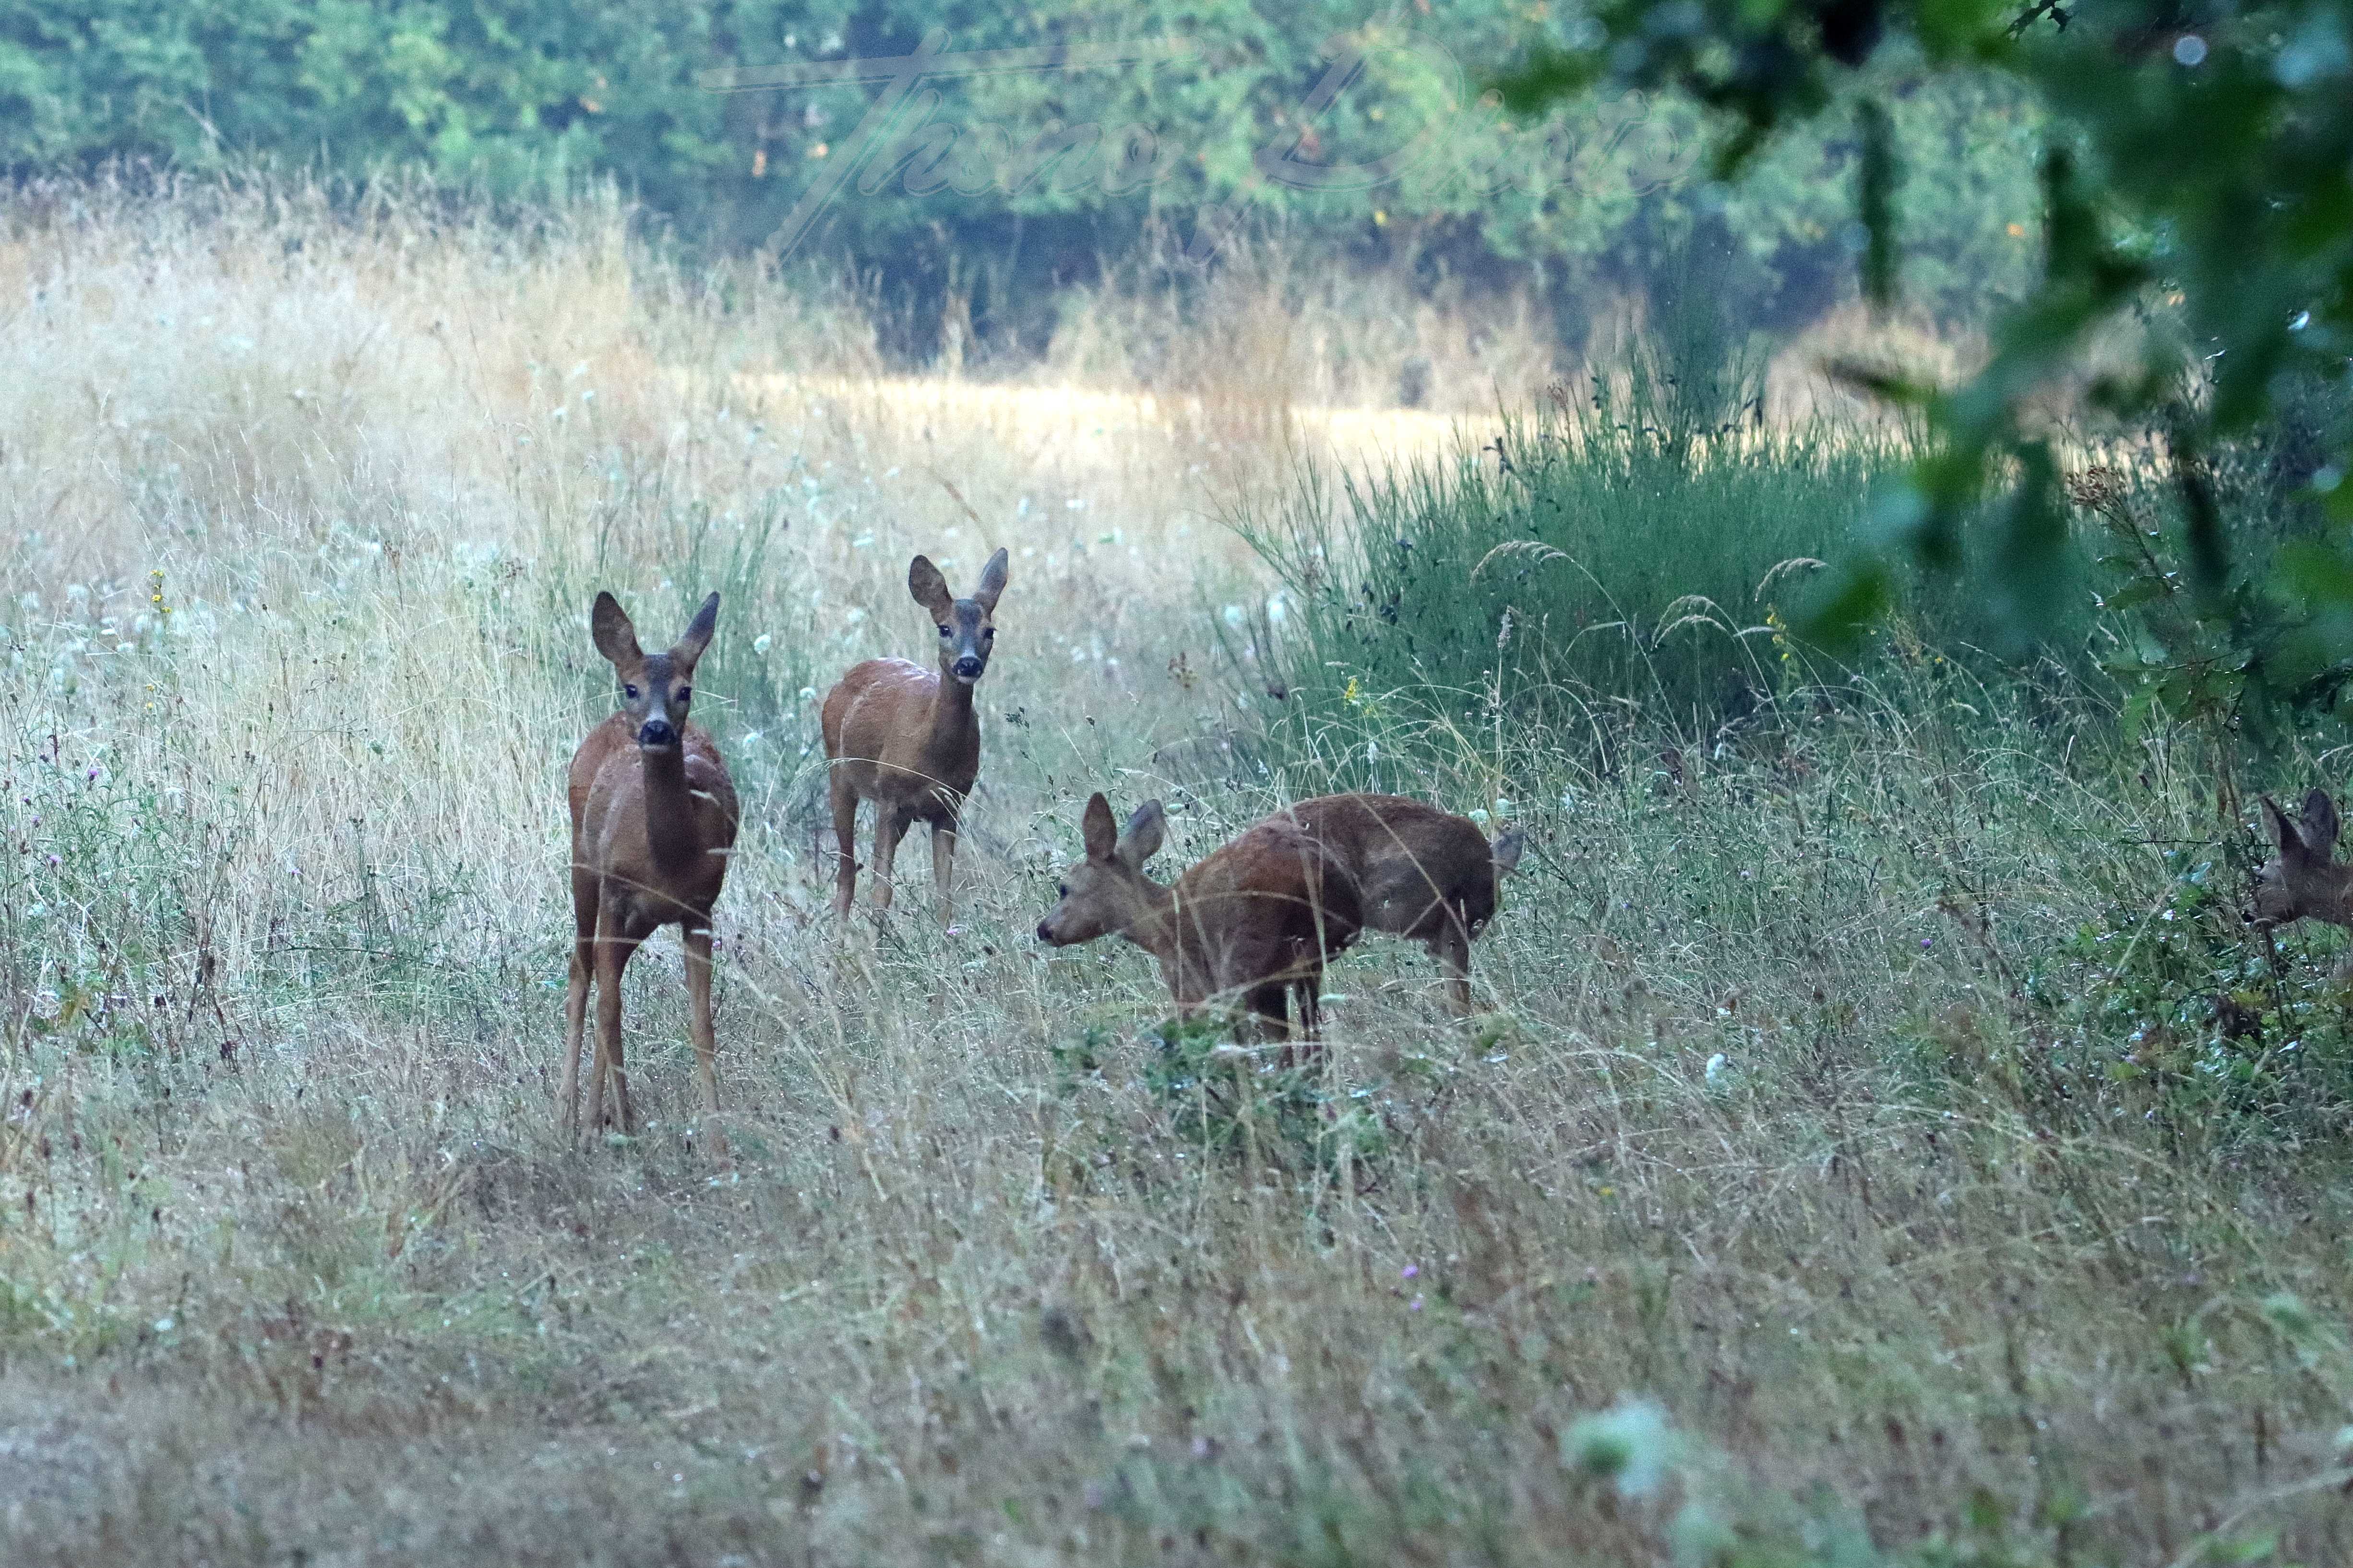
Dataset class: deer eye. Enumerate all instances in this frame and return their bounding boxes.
[624,685,639,700]
[1057,883,1069,898]
[677,686,691,702]
[937,624,950,635]
[982,628,995,640]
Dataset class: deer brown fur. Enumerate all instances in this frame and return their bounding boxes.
[1268,793,1524,1012]
[822,548,1008,922]
[1035,794,1363,1044]
[560,591,738,1153]
[2256,787,2353,931]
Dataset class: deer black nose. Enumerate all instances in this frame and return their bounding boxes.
[638,719,677,748]
[954,656,983,680]
[1035,920,1053,942]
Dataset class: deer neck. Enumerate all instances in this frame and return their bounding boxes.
[926,664,978,751]
[1116,881,1185,976]
[2317,869,2353,928]
[639,744,707,873]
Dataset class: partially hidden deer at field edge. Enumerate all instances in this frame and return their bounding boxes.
[822,548,1008,923]
[1034,793,1363,1045]
[560,591,738,1153]
[1269,794,1525,1013]
[2256,788,2353,938]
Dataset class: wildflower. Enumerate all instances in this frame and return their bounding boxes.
[752,634,773,655]
[1401,1264,1419,1280]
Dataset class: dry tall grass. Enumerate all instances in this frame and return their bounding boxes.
[4,176,2353,1566]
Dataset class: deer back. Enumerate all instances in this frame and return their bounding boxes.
[1278,793,1506,940]
[1165,821,1363,1002]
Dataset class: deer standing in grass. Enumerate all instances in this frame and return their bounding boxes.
[560,591,737,1153]
[1269,794,1525,1013]
[822,548,1008,923]
[2256,788,2353,938]
[1035,793,1363,1045]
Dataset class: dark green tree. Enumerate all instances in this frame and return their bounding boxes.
[1497,0,2353,681]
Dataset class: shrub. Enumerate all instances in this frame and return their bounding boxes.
[2026,845,2353,1148]
[1224,333,2118,778]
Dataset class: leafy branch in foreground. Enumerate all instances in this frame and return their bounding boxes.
[1500,0,2353,670]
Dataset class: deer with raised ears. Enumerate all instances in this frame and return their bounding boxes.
[559,591,739,1154]
[2256,788,2353,934]
[821,547,1008,923]
[1035,794,1363,1045]
[1270,794,1525,1014]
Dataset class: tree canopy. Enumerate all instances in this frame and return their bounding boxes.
[1499,0,2353,668]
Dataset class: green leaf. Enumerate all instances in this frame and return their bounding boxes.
[1793,556,1892,653]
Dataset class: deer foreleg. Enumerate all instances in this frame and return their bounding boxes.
[683,923,729,1162]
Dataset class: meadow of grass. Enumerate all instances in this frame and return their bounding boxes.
[6,175,2353,1566]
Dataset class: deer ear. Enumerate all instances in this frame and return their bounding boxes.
[972,547,1009,613]
[1081,793,1119,862]
[1118,800,1166,869]
[591,592,643,668]
[2304,788,2341,855]
[2263,796,2304,857]
[908,556,955,621]
[671,592,720,671]
[1491,827,1526,876]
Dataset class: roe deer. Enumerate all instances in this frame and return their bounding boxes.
[2256,788,2353,933]
[560,591,738,1153]
[822,548,1009,923]
[1269,794,1525,1013]
[1035,793,1363,1044]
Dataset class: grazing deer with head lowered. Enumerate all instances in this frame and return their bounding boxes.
[2256,788,2353,938]
[1270,794,1524,1013]
[1035,793,1363,1045]
[822,547,1008,923]
[560,591,737,1153]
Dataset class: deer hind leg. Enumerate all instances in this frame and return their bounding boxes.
[931,820,958,927]
[1243,982,1287,1033]
[1291,975,1324,1040]
[829,772,861,920]
[682,922,729,1162]
[559,866,597,1136]
[582,909,643,1145]
[1291,974,1335,1069]
[872,806,912,912]
[1242,982,1295,1064]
